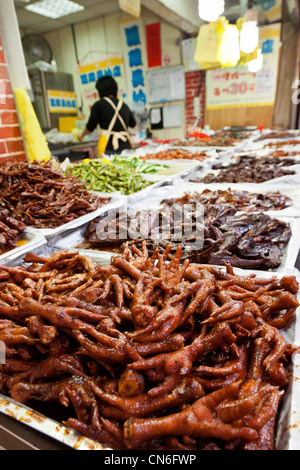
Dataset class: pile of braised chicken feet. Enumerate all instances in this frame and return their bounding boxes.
[0,244,298,450]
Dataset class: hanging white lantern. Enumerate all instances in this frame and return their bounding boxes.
[240,22,259,53]
[240,8,259,54]
[248,49,263,73]
[198,0,225,23]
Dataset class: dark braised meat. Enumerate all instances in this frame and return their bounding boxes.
[192,156,297,184]
[174,190,292,213]
[0,161,111,229]
[173,136,240,147]
[212,156,298,169]
[85,198,291,270]
[206,212,291,269]
[255,131,300,141]
[0,247,298,450]
[214,129,252,140]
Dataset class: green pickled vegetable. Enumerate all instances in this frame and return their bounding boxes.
[66,160,155,195]
[111,155,169,174]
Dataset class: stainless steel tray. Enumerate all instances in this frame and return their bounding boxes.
[0,394,107,450]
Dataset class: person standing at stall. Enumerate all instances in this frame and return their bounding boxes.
[78,76,137,156]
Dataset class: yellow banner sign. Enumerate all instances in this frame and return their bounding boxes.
[47,90,77,114]
[77,58,128,117]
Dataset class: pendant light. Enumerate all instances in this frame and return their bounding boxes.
[198,0,225,23]
[248,49,263,73]
[240,8,259,54]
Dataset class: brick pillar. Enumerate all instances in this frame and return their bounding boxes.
[0,35,26,163]
[185,70,206,135]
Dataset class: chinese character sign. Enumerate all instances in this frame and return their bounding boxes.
[77,58,128,117]
[146,22,162,68]
[207,69,262,109]
[120,18,147,108]
[206,24,281,109]
[47,90,77,114]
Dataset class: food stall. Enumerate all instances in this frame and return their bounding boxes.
[0,0,300,455]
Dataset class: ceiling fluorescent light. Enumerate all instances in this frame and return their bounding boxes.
[25,0,84,19]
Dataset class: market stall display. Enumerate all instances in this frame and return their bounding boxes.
[173,136,241,147]
[262,140,300,149]
[1,125,300,451]
[158,183,300,218]
[255,131,300,141]
[0,246,298,450]
[214,128,255,140]
[173,189,293,213]
[139,149,212,162]
[84,197,293,270]
[190,155,298,184]
[3,0,300,451]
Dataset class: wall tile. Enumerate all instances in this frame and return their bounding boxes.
[5,138,25,154]
[0,126,22,139]
[0,34,26,163]
[0,111,19,125]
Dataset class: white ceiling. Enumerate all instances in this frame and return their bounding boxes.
[15,0,121,33]
[14,0,243,35]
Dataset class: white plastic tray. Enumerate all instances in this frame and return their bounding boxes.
[0,394,107,450]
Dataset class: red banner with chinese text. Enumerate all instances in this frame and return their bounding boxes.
[146,23,162,68]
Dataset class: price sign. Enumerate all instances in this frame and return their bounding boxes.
[206,24,281,109]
